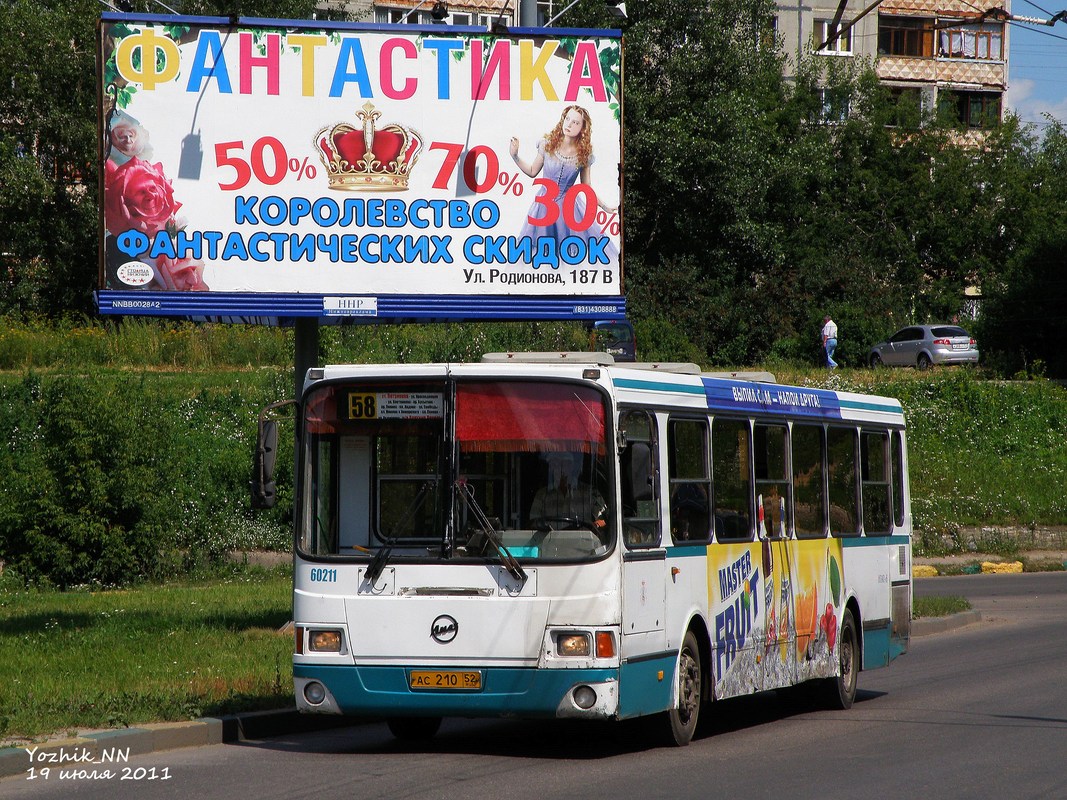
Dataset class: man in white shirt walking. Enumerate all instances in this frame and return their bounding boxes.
[821,316,838,369]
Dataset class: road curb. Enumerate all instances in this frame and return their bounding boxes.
[0,709,355,780]
[911,609,982,637]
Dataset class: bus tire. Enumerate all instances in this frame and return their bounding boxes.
[823,609,858,710]
[660,630,702,746]
[386,716,442,741]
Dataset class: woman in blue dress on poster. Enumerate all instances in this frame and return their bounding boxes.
[509,105,619,268]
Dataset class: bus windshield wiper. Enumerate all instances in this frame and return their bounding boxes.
[456,480,527,584]
[366,480,434,585]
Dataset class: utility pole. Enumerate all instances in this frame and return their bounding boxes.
[520,0,538,26]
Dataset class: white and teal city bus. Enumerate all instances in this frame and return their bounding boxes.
[255,353,911,746]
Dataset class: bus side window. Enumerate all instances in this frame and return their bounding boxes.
[620,411,660,546]
[827,426,859,536]
[792,424,827,538]
[754,423,790,538]
[668,418,711,543]
[861,430,891,534]
[712,418,752,541]
[892,430,906,528]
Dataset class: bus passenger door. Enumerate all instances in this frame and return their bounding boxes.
[618,412,668,716]
[753,424,797,691]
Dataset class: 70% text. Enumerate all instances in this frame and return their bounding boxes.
[429,141,620,235]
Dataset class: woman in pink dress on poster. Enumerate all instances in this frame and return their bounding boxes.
[508,105,619,267]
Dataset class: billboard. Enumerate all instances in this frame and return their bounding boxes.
[96,14,626,321]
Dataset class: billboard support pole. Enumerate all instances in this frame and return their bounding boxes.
[292,316,319,500]
[293,316,319,402]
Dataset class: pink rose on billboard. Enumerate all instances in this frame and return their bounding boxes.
[156,254,209,291]
[104,158,182,235]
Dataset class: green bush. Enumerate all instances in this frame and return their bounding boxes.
[863,369,1067,534]
[0,371,292,588]
[1,324,1065,587]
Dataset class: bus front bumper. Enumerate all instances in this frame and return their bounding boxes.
[294,664,620,720]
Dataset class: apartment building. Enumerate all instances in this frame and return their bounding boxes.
[776,0,1009,128]
[316,0,571,27]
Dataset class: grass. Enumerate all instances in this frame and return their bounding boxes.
[0,316,290,371]
[0,315,594,372]
[0,566,294,744]
[912,595,971,619]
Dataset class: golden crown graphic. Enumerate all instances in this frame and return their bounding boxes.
[314,102,424,192]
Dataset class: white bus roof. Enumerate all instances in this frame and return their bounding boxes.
[311,355,904,425]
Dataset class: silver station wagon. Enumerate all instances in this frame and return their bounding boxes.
[869,325,979,369]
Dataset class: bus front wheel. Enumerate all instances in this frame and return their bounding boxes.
[659,630,702,746]
[386,716,442,741]
[822,609,858,710]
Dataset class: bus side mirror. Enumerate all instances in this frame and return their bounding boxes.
[251,398,298,510]
[251,418,279,509]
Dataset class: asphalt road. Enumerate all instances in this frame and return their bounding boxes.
[3,572,1065,800]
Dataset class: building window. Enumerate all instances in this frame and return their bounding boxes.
[878,16,935,57]
[939,89,1002,128]
[761,15,779,51]
[815,19,852,54]
[938,22,1004,61]
[887,86,925,128]
[375,3,458,24]
[818,87,851,122]
[376,6,437,23]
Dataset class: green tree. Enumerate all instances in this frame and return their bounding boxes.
[0,0,332,318]
[0,0,101,315]
[618,0,797,363]
[978,120,1067,376]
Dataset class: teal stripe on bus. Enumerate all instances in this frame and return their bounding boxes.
[841,535,911,548]
[613,378,705,395]
[665,544,710,558]
[838,398,903,415]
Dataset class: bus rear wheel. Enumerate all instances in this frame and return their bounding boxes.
[386,716,442,741]
[659,630,702,746]
[822,609,858,710]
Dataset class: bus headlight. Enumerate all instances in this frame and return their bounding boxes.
[308,629,343,652]
[556,633,591,657]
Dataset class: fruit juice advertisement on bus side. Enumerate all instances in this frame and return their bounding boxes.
[709,539,845,698]
[97,16,623,304]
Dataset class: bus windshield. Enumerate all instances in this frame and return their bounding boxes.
[299,379,613,563]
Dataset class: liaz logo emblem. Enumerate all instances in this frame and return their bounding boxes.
[430,615,458,644]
